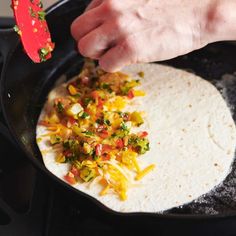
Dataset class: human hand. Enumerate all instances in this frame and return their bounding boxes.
[71,0,236,72]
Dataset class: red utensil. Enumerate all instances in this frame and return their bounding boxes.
[12,0,54,63]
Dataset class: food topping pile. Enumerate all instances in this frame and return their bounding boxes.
[38,61,155,200]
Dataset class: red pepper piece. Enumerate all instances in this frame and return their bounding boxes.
[70,166,80,177]
[102,154,111,161]
[127,90,134,99]
[116,139,124,149]
[64,172,77,185]
[139,131,148,138]
[98,130,109,139]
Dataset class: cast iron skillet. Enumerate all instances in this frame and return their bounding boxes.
[1,0,236,225]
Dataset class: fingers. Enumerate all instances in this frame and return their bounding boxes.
[71,6,104,42]
[85,0,104,11]
[78,20,129,59]
[99,36,138,72]
[78,23,118,59]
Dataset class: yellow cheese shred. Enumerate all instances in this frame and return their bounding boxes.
[100,184,110,196]
[135,164,156,181]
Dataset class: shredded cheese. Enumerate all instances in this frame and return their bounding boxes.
[135,164,156,181]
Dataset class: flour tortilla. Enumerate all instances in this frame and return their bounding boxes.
[36,63,236,213]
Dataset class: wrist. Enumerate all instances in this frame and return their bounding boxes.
[202,0,236,44]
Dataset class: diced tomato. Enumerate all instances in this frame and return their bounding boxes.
[99,132,109,139]
[71,166,80,177]
[139,131,148,138]
[60,118,68,127]
[67,117,77,128]
[116,139,124,149]
[95,111,102,120]
[127,90,134,99]
[98,130,109,139]
[64,150,73,157]
[95,144,103,156]
[64,172,77,185]
[102,154,111,161]
[102,144,113,154]
[97,97,104,109]
[91,90,99,100]
[84,108,90,114]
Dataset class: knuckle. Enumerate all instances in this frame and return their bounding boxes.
[115,36,138,64]
[111,14,126,32]
[103,0,120,12]
[121,36,137,58]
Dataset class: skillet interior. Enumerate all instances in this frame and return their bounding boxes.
[2,0,236,218]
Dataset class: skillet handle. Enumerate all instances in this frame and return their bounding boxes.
[0,28,19,63]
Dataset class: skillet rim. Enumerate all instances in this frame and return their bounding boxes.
[1,0,236,220]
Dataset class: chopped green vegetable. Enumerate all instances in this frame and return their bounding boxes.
[80,112,90,119]
[83,97,93,106]
[82,130,94,137]
[100,83,112,93]
[50,135,62,145]
[82,143,93,154]
[80,167,96,182]
[73,160,82,169]
[29,7,36,17]
[13,25,19,32]
[37,1,43,8]
[120,122,129,131]
[56,102,64,113]
[120,85,130,95]
[38,47,50,62]
[63,139,78,150]
[129,136,150,154]
[104,119,111,126]
[96,118,103,125]
[80,168,96,182]
[13,25,22,35]
[120,80,140,95]
[38,11,46,21]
